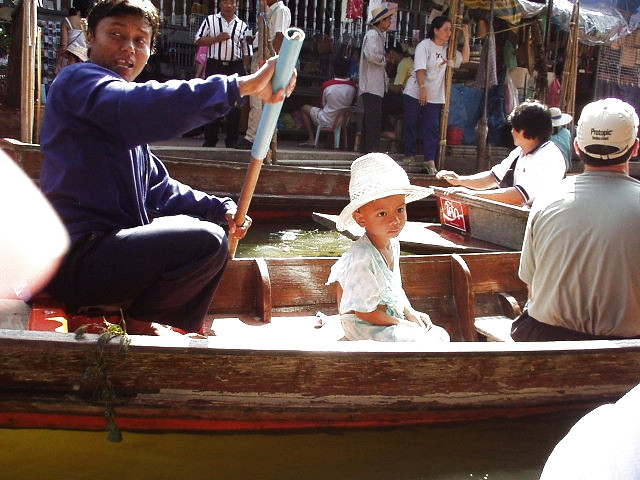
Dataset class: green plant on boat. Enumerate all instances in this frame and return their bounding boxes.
[75,321,131,442]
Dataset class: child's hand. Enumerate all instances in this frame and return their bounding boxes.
[405,310,433,330]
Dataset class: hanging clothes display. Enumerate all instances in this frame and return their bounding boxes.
[346,0,363,19]
[473,31,498,90]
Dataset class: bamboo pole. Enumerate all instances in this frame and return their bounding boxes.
[330,0,336,37]
[560,0,579,119]
[183,0,187,26]
[35,26,42,144]
[476,0,495,172]
[437,0,461,170]
[21,0,36,144]
[542,0,553,104]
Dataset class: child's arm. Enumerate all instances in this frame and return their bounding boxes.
[403,291,433,330]
[337,284,399,326]
[404,307,433,330]
[356,305,400,326]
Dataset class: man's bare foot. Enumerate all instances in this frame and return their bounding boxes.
[124,318,185,336]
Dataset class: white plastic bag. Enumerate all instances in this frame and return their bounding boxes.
[0,151,69,300]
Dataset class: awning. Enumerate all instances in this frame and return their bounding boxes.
[552,0,631,45]
[460,0,545,24]
[462,0,633,45]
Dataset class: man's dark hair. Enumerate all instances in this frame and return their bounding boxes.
[578,145,635,167]
[73,0,92,17]
[508,100,552,141]
[427,16,451,40]
[87,0,161,51]
[333,57,350,78]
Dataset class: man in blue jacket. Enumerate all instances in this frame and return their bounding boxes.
[39,0,295,335]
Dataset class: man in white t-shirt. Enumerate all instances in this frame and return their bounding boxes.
[234,0,291,150]
[298,57,356,146]
[512,98,640,341]
[436,101,566,206]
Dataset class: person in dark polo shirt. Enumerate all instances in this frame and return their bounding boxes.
[39,0,295,335]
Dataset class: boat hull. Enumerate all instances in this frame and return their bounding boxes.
[2,253,640,434]
[0,139,447,221]
[1,329,639,433]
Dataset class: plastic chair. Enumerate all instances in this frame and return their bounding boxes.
[314,108,353,150]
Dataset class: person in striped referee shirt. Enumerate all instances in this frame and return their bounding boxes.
[195,0,252,148]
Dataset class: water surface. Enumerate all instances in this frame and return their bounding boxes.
[1,409,589,479]
[235,221,353,258]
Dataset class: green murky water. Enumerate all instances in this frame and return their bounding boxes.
[234,221,353,258]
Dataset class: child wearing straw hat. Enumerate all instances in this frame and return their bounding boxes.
[327,153,450,342]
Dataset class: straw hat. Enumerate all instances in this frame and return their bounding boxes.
[549,107,572,127]
[66,43,88,62]
[369,5,397,25]
[336,153,433,231]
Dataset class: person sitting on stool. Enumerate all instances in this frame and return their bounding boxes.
[298,57,356,147]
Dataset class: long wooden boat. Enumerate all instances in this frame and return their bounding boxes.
[0,138,448,221]
[2,252,640,435]
[433,187,530,250]
[312,212,510,254]
[311,188,528,254]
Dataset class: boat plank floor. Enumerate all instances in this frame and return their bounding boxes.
[208,313,346,343]
[475,316,515,342]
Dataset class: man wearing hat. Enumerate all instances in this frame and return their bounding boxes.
[358,4,396,154]
[549,106,573,171]
[511,98,640,341]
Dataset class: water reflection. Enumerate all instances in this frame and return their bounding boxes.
[236,221,353,258]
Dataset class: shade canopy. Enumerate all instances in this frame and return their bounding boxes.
[460,0,636,45]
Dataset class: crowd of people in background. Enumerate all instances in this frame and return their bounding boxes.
[53,0,590,178]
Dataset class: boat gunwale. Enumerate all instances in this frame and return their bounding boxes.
[3,327,640,357]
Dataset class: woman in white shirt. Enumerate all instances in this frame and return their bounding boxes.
[402,16,469,173]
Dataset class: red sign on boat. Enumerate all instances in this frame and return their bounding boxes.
[439,197,467,233]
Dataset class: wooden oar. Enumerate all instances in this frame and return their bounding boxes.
[228,28,305,258]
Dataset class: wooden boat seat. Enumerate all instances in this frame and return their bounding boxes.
[17,253,527,344]
[473,290,520,341]
[212,253,524,343]
[474,316,515,342]
[461,253,526,342]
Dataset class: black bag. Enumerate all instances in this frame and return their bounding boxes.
[499,157,518,188]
